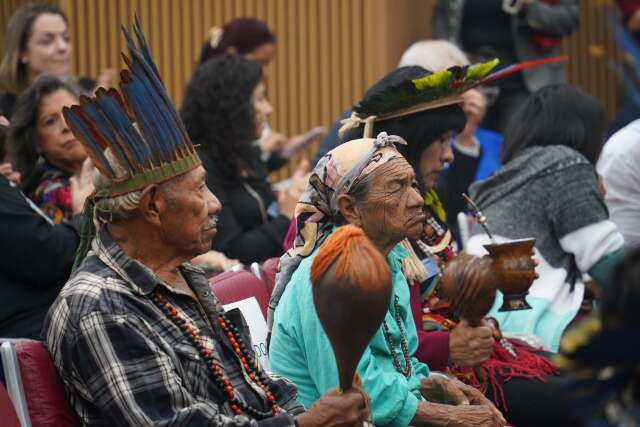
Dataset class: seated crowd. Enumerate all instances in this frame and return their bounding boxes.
[1,2,640,427]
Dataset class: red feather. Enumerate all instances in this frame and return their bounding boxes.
[473,56,569,88]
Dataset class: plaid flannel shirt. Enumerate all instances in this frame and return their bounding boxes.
[43,228,303,426]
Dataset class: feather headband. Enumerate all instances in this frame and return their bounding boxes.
[63,16,201,197]
[340,56,569,139]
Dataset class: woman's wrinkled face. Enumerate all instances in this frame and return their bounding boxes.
[22,13,71,81]
[36,89,85,172]
[250,81,273,138]
[244,42,276,78]
[419,131,455,190]
[358,158,426,244]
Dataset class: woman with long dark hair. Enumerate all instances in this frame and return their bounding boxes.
[468,84,625,353]
[181,55,305,264]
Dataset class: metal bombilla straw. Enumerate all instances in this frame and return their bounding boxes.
[462,193,496,244]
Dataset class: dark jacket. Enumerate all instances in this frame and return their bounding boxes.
[0,93,16,120]
[0,176,79,338]
[433,0,579,92]
[200,149,290,264]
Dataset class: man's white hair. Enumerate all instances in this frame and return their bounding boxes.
[398,40,470,71]
[92,149,143,225]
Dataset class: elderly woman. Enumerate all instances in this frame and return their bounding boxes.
[269,131,505,427]
[8,74,87,224]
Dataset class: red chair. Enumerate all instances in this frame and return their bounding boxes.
[259,257,280,297]
[16,340,79,426]
[0,383,21,427]
[209,270,270,319]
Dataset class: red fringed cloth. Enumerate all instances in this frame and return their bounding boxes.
[423,312,558,411]
[529,0,562,51]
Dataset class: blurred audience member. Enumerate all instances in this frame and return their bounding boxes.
[199,17,323,169]
[468,85,625,352]
[556,246,640,426]
[182,55,307,264]
[433,0,579,133]
[199,17,276,77]
[0,4,115,120]
[8,74,86,224]
[618,0,640,38]
[0,114,91,339]
[0,4,71,119]
[598,120,640,248]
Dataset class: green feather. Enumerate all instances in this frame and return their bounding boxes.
[466,58,500,81]
[353,59,500,118]
[412,69,453,91]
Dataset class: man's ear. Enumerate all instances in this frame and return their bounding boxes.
[335,194,362,227]
[138,184,164,226]
[225,46,238,56]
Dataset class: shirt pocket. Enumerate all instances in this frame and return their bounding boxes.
[171,341,213,397]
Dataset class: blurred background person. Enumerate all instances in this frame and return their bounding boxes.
[182,55,307,264]
[0,3,71,119]
[598,119,640,248]
[8,74,86,224]
[467,85,625,353]
[556,246,640,426]
[198,17,323,171]
[433,0,579,133]
[0,3,114,120]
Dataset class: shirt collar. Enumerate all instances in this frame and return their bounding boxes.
[93,227,209,297]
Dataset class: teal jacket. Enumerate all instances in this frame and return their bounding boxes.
[270,242,429,427]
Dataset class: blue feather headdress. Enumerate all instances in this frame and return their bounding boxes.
[65,17,201,270]
[63,16,200,196]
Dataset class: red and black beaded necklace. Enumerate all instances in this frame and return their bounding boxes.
[150,290,280,419]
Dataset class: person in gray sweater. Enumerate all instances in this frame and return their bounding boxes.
[466,85,625,352]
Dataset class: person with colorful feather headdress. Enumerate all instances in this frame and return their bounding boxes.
[41,19,369,427]
[334,59,577,426]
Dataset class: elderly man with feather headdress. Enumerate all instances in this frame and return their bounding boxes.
[42,20,368,427]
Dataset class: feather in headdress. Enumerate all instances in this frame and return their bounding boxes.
[63,16,200,196]
[353,56,568,122]
[64,17,201,270]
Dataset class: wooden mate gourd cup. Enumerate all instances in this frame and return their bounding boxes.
[462,194,536,312]
[483,238,536,311]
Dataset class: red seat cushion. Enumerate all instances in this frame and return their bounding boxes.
[0,383,21,427]
[15,340,79,427]
[260,257,280,297]
[209,271,270,319]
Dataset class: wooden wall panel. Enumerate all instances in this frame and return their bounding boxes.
[0,0,626,177]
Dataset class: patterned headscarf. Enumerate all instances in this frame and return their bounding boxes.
[267,132,410,330]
